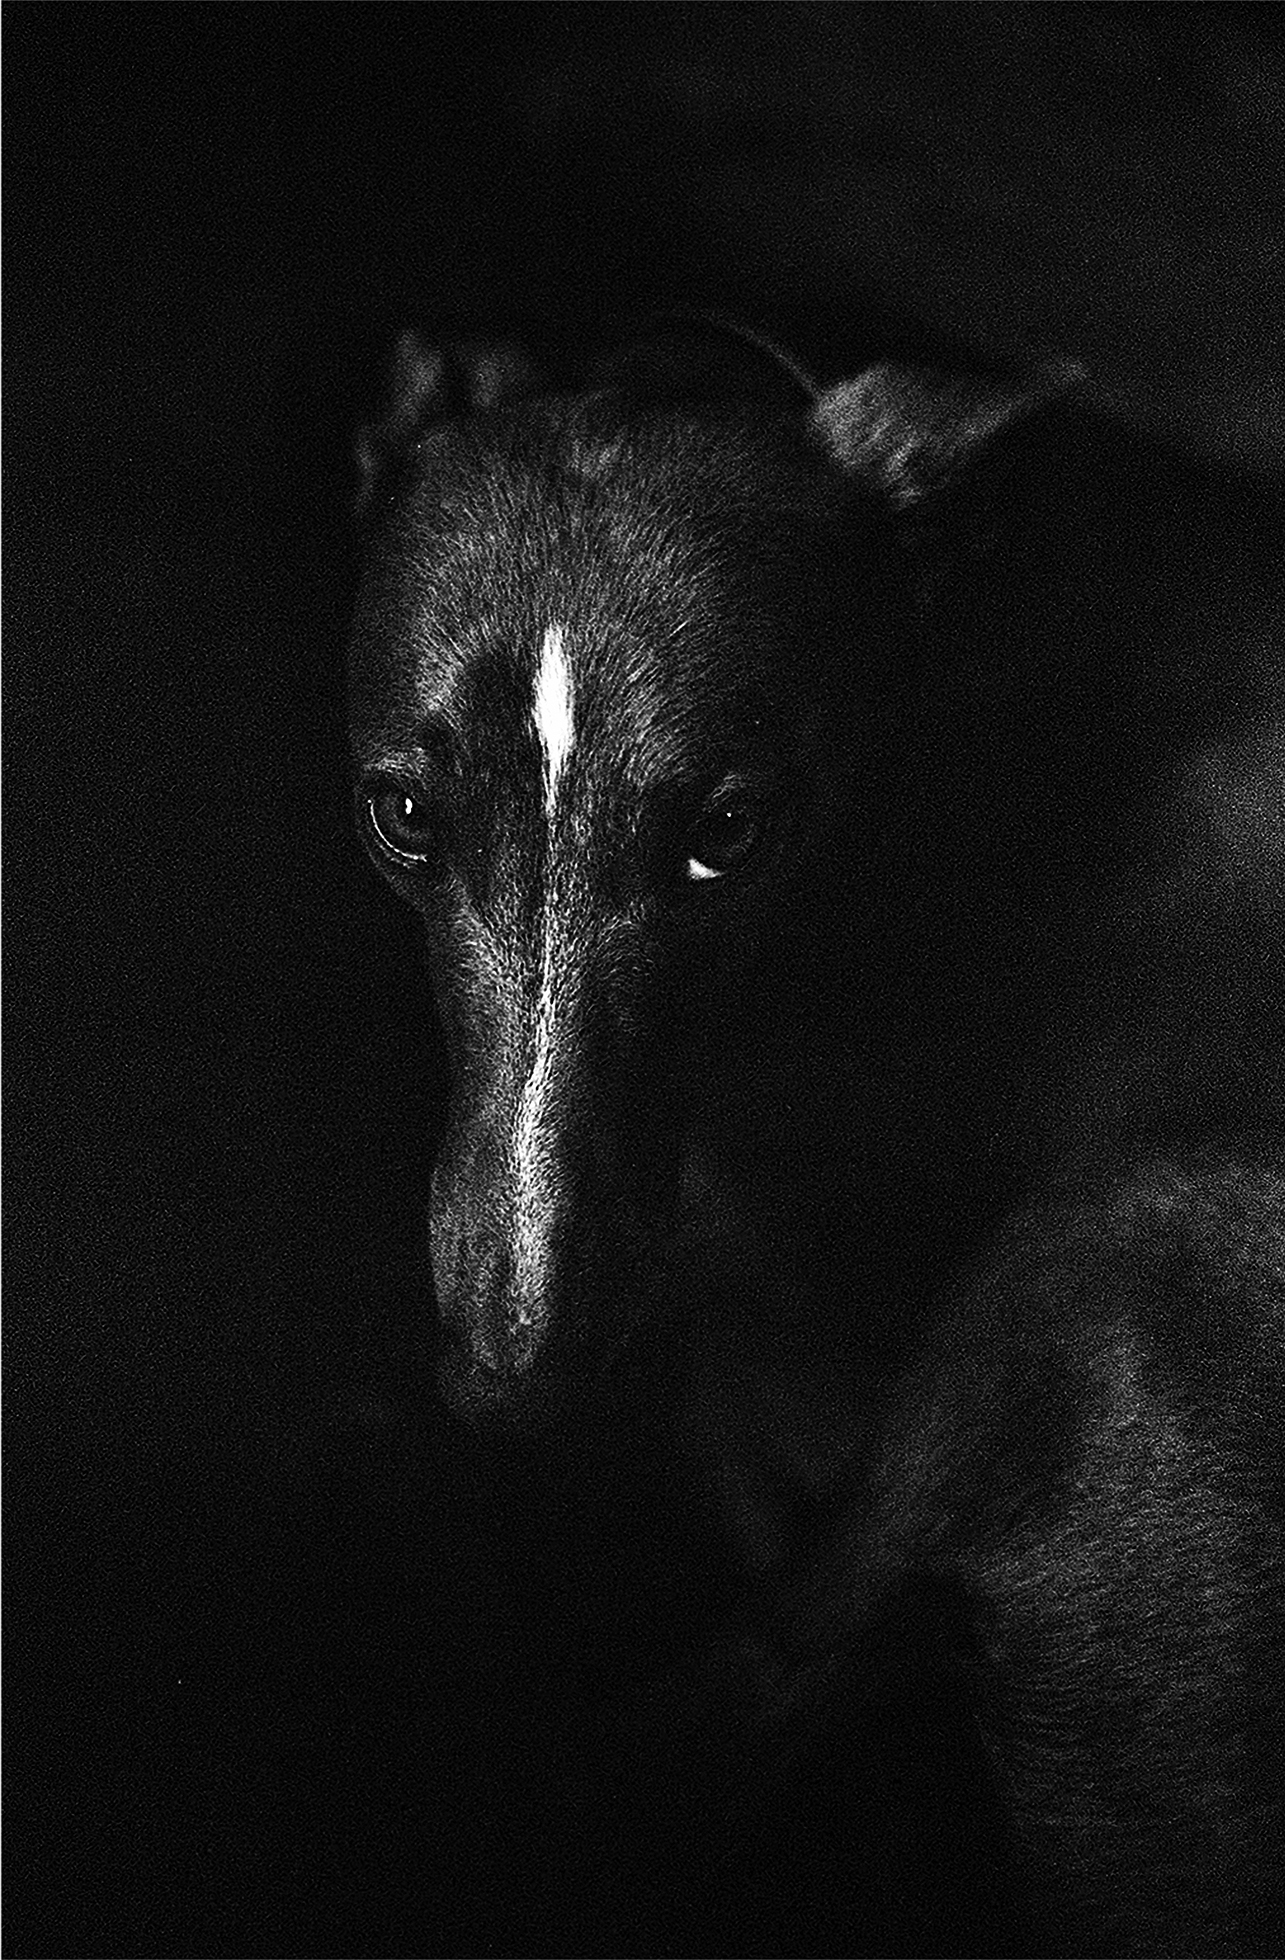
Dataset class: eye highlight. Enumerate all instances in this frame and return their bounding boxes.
[365,782,436,864]
[684,792,764,882]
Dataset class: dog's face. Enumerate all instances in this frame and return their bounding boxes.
[350,389,895,1425]
[348,337,1050,1450]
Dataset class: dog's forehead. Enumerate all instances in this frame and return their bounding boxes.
[357,400,843,762]
[396,397,825,609]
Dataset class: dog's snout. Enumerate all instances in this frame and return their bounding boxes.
[430,1114,658,1430]
[468,1317,539,1380]
[435,1318,539,1433]
[435,1232,543,1379]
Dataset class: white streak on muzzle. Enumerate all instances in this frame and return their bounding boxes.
[510,624,576,1327]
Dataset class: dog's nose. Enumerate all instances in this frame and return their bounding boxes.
[440,1238,545,1381]
[467,1311,539,1380]
[435,1312,548,1439]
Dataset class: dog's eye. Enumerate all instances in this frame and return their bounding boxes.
[685,795,763,881]
[366,784,436,863]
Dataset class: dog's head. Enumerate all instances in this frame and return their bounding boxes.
[347,321,1063,1445]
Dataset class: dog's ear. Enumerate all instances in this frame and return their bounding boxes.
[811,362,1082,509]
[354,332,539,517]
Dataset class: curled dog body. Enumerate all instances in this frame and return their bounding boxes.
[346,320,1283,1954]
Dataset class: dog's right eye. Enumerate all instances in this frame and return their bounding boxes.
[366,784,436,864]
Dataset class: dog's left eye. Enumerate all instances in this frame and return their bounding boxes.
[685,795,763,881]
[366,784,436,863]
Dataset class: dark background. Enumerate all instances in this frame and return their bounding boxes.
[8,7,1284,1957]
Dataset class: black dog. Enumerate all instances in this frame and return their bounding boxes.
[347,320,1283,1955]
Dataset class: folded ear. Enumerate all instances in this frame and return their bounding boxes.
[811,361,1083,508]
[354,331,539,517]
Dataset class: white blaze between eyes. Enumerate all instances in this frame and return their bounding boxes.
[533,622,574,814]
[510,624,576,1330]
